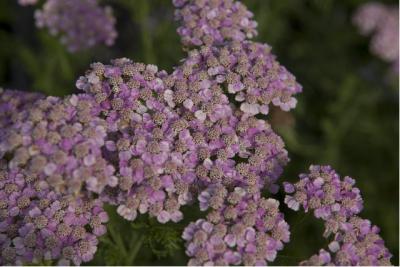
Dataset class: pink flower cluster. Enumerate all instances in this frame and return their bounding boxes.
[75,55,289,224]
[176,41,301,116]
[0,166,108,265]
[184,188,289,265]
[284,165,392,265]
[18,0,117,52]
[0,93,115,196]
[2,0,393,265]
[173,0,258,47]
[353,2,399,73]
[0,91,113,264]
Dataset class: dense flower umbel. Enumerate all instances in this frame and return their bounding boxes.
[173,0,257,48]
[0,93,116,196]
[76,58,289,224]
[0,166,108,265]
[77,59,193,223]
[4,0,394,265]
[0,89,43,138]
[300,216,392,266]
[175,41,302,116]
[284,165,392,265]
[284,165,363,226]
[353,2,399,73]
[183,188,290,266]
[170,51,290,192]
[35,0,117,52]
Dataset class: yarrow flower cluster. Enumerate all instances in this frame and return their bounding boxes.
[0,166,108,265]
[353,2,399,73]
[172,1,301,263]
[77,59,191,223]
[0,92,117,196]
[176,41,302,115]
[1,0,394,265]
[300,216,392,266]
[284,165,392,266]
[75,55,289,224]
[34,0,117,52]
[284,165,363,225]
[0,89,43,139]
[173,0,258,48]
[183,188,290,266]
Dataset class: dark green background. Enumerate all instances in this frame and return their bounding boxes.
[0,0,398,265]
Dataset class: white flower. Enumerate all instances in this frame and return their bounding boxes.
[136,104,148,114]
[265,198,280,209]
[163,89,175,107]
[183,99,194,110]
[117,205,137,221]
[195,110,206,121]
[260,104,269,115]
[44,163,57,175]
[328,241,340,253]
[284,195,300,211]
[69,94,78,106]
[87,72,100,84]
[146,64,158,73]
[240,102,260,115]
[235,93,245,102]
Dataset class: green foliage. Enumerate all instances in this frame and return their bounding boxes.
[88,205,184,266]
[133,219,182,259]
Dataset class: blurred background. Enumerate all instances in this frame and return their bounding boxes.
[0,0,398,265]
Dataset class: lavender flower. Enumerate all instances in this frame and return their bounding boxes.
[35,0,117,52]
[0,89,43,138]
[353,3,399,73]
[170,52,291,192]
[0,93,116,196]
[76,57,290,224]
[76,59,193,223]
[17,0,38,6]
[300,216,392,266]
[183,188,290,265]
[0,166,108,265]
[284,165,363,227]
[175,41,302,115]
[284,165,392,265]
[173,0,258,48]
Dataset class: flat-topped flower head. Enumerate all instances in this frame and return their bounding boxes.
[0,89,44,138]
[0,167,108,265]
[77,57,289,223]
[169,52,291,193]
[183,189,290,265]
[77,59,194,223]
[353,3,389,36]
[0,94,116,196]
[300,216,392,266]
[353,3,399,73]
[173,0,258,48]
[175,41,302,115]
[35,0,117,52]
[285,165,392,265]
[284,165,363,225]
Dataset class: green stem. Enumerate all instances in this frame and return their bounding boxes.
[135,0,156,64]
[120,0,155,64]
[108,225,128,257]
[126,233,146,265]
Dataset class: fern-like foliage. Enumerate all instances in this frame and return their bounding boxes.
[87,205,183,266]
